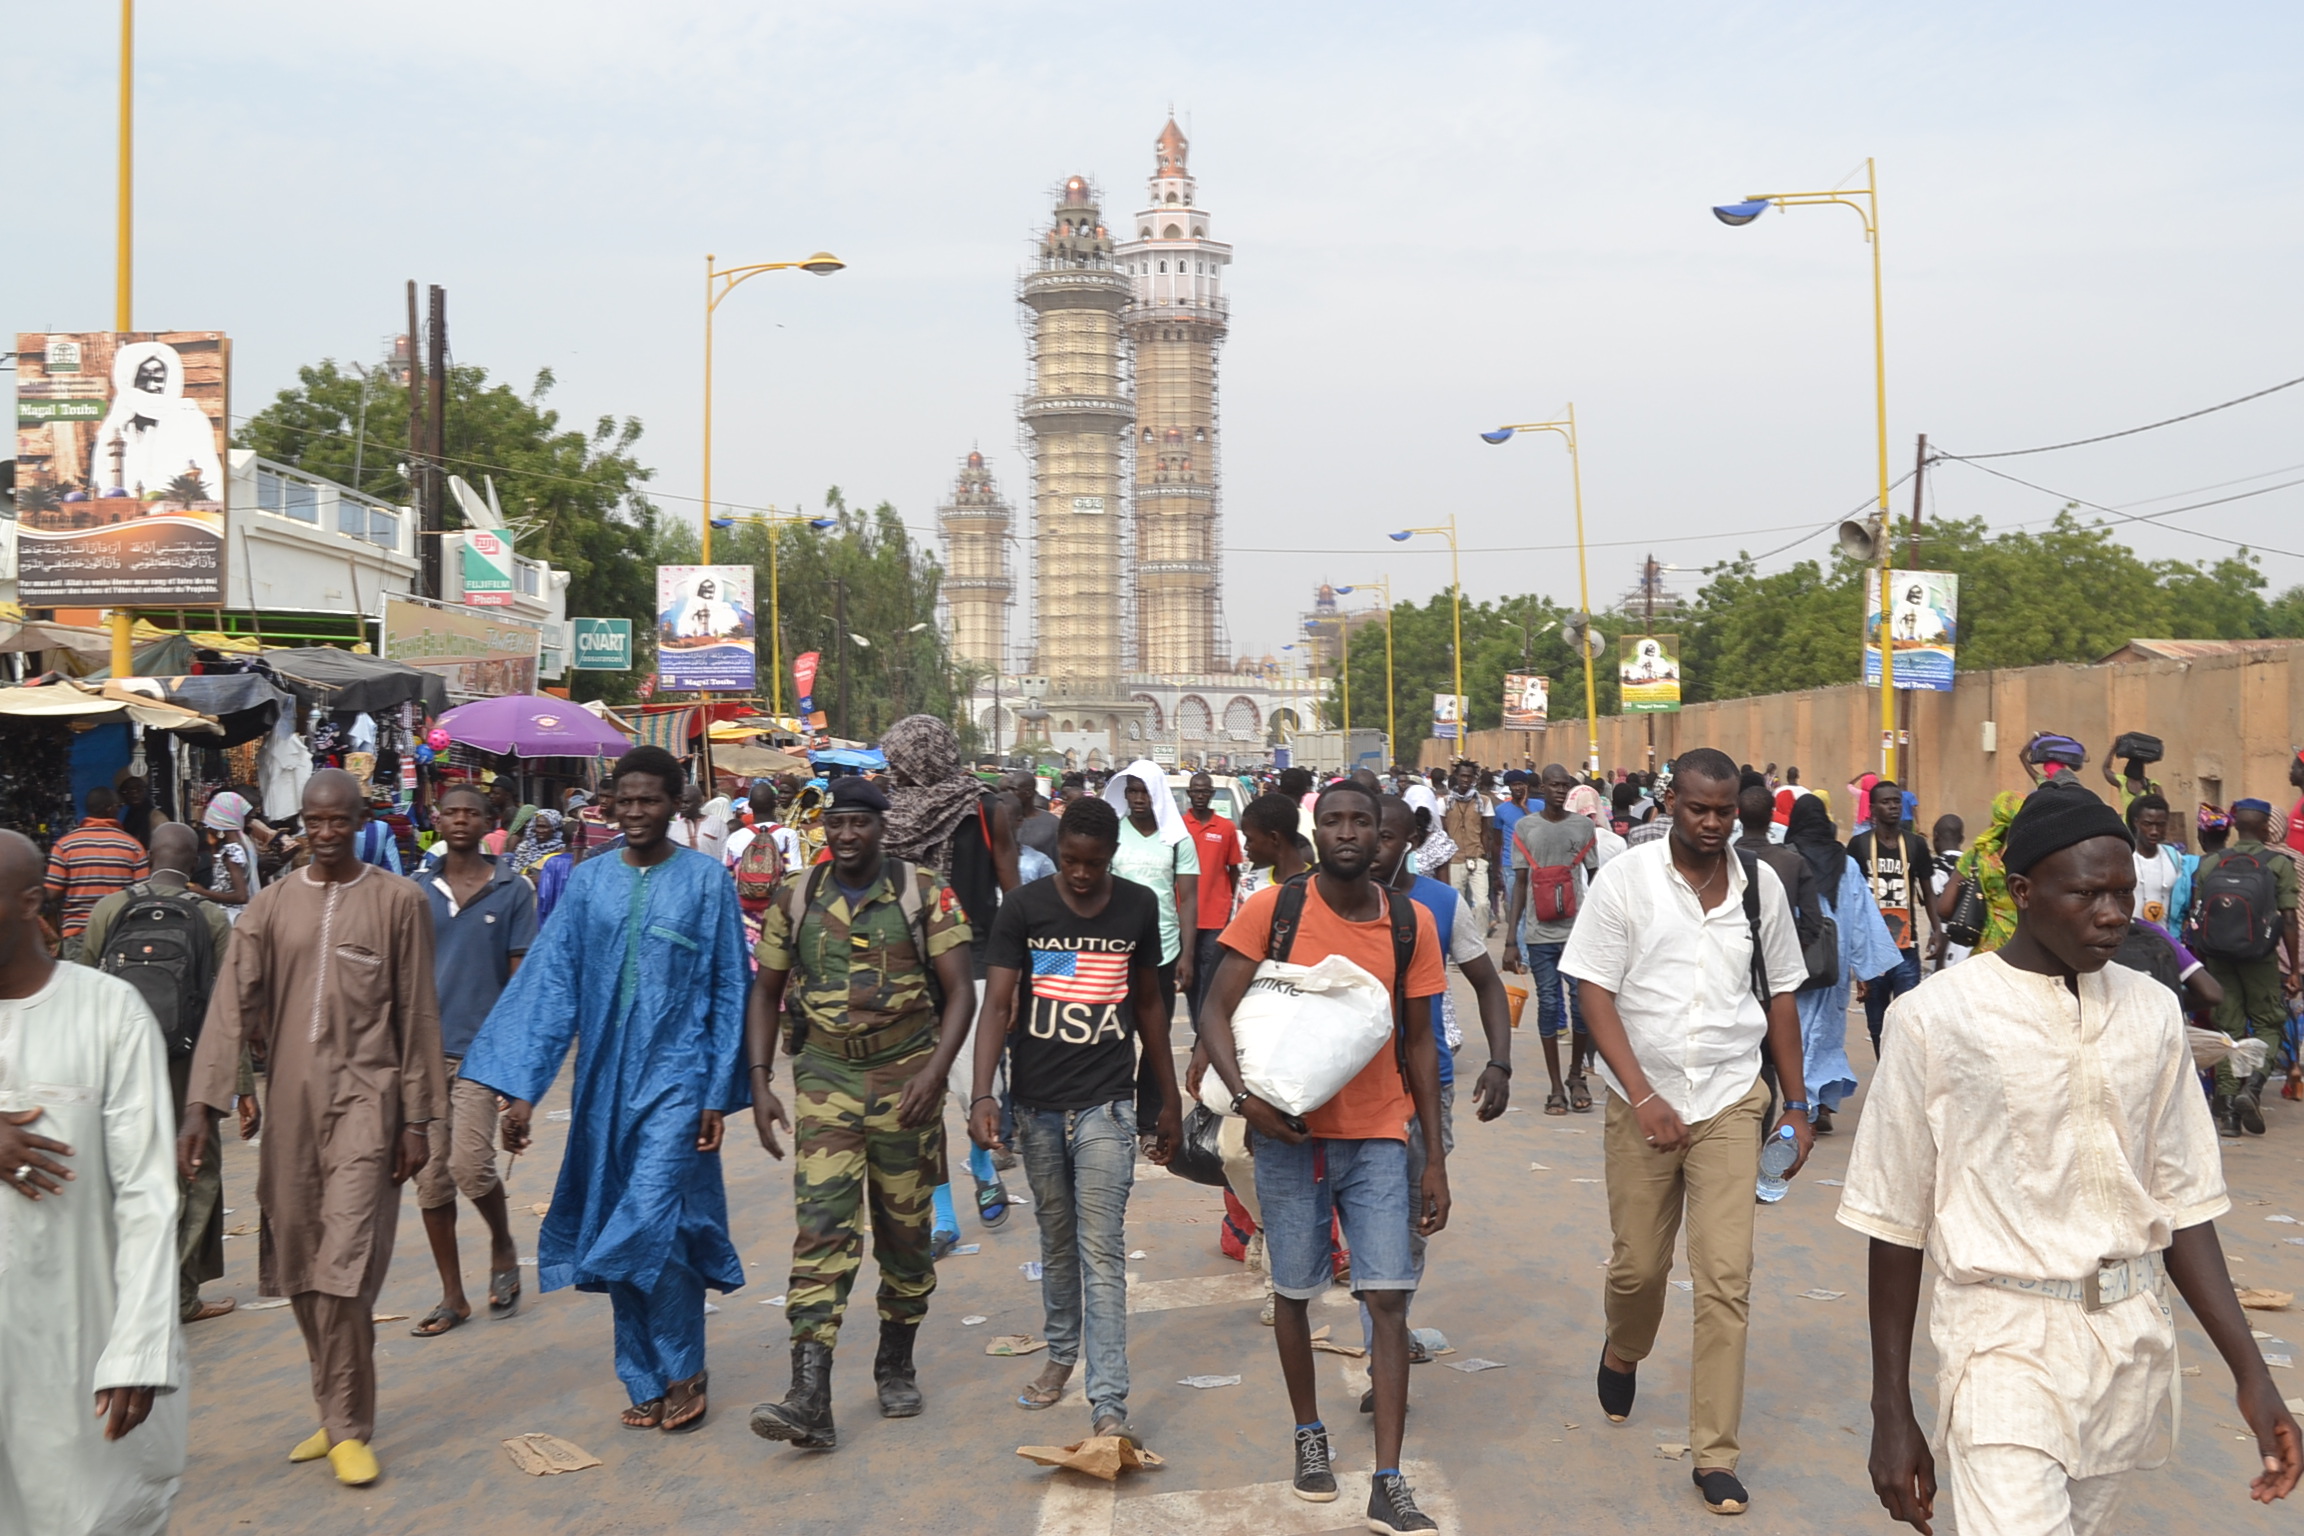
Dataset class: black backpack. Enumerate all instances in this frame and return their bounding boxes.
[1746,841,1838,992]
[1268,872,1421,1082]
[2190,849,2282,962]
[2110,922,2185,999]
[100,884,218,1060]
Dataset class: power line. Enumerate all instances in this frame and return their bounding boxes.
[1948,371,2304,460]
[1931,454,2304,560]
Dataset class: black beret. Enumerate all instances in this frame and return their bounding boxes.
[2003,780,2132,876]
[827,776,891,815]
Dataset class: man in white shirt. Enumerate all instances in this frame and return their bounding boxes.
[1559,748,1811,1517]
[0,830,185,1535]
[1842,786,2300,1536]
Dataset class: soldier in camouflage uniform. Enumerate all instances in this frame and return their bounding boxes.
[742,775,978,1450]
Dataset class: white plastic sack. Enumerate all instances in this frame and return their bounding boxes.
[2189,1026,2272,1076]
[1198,954,1396,1117]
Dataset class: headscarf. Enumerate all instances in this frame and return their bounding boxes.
[1955,790,2026,952]
[202,790,251,833]
[1785,793,1847,890]
[2198,801,2232,835]
[1563,783,1607,827]
[513,808,565,876]
[1103,759,1190,845]
[879,714,984,873]
[507,804,538,841]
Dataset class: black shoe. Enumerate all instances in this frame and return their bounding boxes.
[873,1319,924,1418]
[750,1340,838,1449]
[2216,1094,2243,1138]
[2238,1075,2269,1136]
[1367,1470,1439,1534]
[1357,1387,1410,1416]
[1693,1466,1749,1515]
[1597,1348,1636,1422]
[1291,1424,1338,1503]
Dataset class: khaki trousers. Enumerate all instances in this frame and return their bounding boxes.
[1602,1075,1768,1471]
[416,1067,505,1211]
[290,1290,380,1444]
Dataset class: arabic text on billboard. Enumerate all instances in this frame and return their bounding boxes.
[656,565,757,692]
[1502,672,1549,731]
[1618,634,1683,713]
[1864,569,1959,691]
[12,331,230,606]
[382,595,541,699]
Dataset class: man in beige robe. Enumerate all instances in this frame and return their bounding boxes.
[180,769,443,1488]
[1843,786,2300,1535]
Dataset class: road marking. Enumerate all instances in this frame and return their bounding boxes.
[1029,1457,1460,1536]
[1032,1475,1118,1536]
[1127,1272,1266,1314]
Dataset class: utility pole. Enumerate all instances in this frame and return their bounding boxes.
[835,578,850,741]
[426,285,449,602]
[1643,553,1658,769]
[407,282,432,599]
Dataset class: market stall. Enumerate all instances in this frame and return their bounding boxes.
[0,680,221,844]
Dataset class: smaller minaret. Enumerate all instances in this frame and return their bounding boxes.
[937,449,1013,673]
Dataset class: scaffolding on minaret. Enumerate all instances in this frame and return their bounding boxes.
[936,448,1014,675]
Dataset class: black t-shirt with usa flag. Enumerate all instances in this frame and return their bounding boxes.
[987,875,1164,1111]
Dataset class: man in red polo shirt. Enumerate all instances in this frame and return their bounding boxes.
[47,786,150,948]
[1182,770,1243,1031]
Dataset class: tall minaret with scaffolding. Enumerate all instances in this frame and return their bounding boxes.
[1018,175,1133,687]
[936,449,1013,673]
[1117,118,1231,675]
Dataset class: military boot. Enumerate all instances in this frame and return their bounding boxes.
[750,1340,837,1449]
[2236,1071,2270,1136]
[2215,1094,2242,1138]
[874,1319,924,1418]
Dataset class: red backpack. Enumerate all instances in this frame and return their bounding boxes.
[733,825,788,912]
[1516,818,1592,924]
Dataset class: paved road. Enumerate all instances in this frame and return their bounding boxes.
[176,970,2304,1534]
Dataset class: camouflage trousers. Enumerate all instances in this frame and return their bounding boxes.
[786,1040,948,1348]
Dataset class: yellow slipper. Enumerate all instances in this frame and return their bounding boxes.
[327,1439,380,1487]
[288,1427,332,1463]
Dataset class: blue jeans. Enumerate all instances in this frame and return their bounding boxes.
[1862,947,1923,1056]
[1527,939,1587,1039]
[1254,1133,1417,1300]
[1014,1099,1137,1422]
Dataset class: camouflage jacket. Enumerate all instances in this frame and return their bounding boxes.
[756,860,971,1038]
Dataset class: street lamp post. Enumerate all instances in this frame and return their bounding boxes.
[709,509,836,717]
[1712,159,1895,777]
[1481,409,1601,774]
[700,251,844,564]
[1389,517,1463,760]
[1334,579,1395,766]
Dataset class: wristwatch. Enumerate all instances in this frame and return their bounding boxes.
[1230,1088,1252,1115]
[1782,1099,1816,1123]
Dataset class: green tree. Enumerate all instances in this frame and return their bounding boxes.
[1330,591,1620,742]
[237,359,661,703]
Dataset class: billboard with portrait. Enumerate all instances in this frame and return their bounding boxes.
[1501,672,1549,731]
[12,331,230,605]
[1863,568,1959,691]
[656,564,757,692]
[1431,691,1459,741]
[382,595,541,699]
[1618,634,1682,713]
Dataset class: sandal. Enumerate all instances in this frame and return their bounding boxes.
[976,1177,1011,1230]
[661,1370,708,1434]
[410,1304,467,1338]
[1544,1090,1569,1117]
[1567,1073,1594,1114]
[488,1268,521,1319]
[1017,1361,1071,1410]
[621,1398,665,1430]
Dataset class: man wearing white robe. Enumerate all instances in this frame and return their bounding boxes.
[0,829,185,1535]
[1842,788,2300,1535]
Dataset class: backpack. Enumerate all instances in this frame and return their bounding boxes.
[734,826,788,910]
[100,884,218,1060]
[1267,871,1421,1084]
[1514,818,1592,925]
[2111,922,2185,999]
[1747,841,1839,992]
[778,860,943,1050]
[1736,852,1774,1012]
[2190,848,2282,962]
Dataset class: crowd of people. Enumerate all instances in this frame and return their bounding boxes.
[4,720,2303,1534]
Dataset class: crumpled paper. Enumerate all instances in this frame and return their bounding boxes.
[2238,1287,2295,1311]
[501,1433,603,1476]
[1017,1435,1165,1481]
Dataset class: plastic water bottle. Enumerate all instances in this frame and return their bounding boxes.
[1755,1124,1798,1204]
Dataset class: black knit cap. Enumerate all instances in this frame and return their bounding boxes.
[828,775,891,815]
[2003,780,2132,876]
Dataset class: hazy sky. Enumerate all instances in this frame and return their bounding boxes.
[10,2,2302,658]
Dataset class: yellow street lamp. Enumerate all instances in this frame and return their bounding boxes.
[1481,408,1601,774]
[1713,160,1895,776]
[707,508,835,717]
[700,251,844,563]
[1388,517,1463,759]
[1334,578,1395,766]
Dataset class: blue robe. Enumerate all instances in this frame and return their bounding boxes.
[1794,858,1905,1110]
[462,845,751,1302]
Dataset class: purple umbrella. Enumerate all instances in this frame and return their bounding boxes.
[434,694,631,757]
